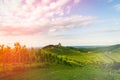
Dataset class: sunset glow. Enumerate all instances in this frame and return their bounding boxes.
[0,0,120,47]
[1,1,120,79]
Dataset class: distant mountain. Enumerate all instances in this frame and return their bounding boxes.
[70,46,104,48]
[104,44,120,53]
[92,44,120,53]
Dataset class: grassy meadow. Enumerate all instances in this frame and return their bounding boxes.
[2,64,120,80]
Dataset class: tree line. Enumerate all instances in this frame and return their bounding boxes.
[0,42,82,72]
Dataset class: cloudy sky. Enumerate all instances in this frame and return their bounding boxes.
[0,0,120,47]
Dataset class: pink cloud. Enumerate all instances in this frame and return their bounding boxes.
[0,0,80,26]
[0,26,47,36]
[0,0,96,36]
[0,15,95,36]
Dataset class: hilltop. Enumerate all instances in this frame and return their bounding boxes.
[42,44,120,64]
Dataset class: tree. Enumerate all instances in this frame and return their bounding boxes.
[14,42,21,63]
[0,44,5,71]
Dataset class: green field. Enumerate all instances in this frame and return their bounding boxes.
[1,64,120,80]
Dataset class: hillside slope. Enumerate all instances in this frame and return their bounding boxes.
[42,44,120,64]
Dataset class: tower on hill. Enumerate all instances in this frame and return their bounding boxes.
[58,43,62,47]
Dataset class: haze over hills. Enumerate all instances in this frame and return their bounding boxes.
[70,45,106,48]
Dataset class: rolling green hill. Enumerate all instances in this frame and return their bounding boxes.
[42,44,120,64]
[93,44,120,53]
[1,44,120,80]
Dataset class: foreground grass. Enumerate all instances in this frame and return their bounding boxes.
[1,64,120,80]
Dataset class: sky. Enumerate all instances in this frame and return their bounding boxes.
[0,0,120,47]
